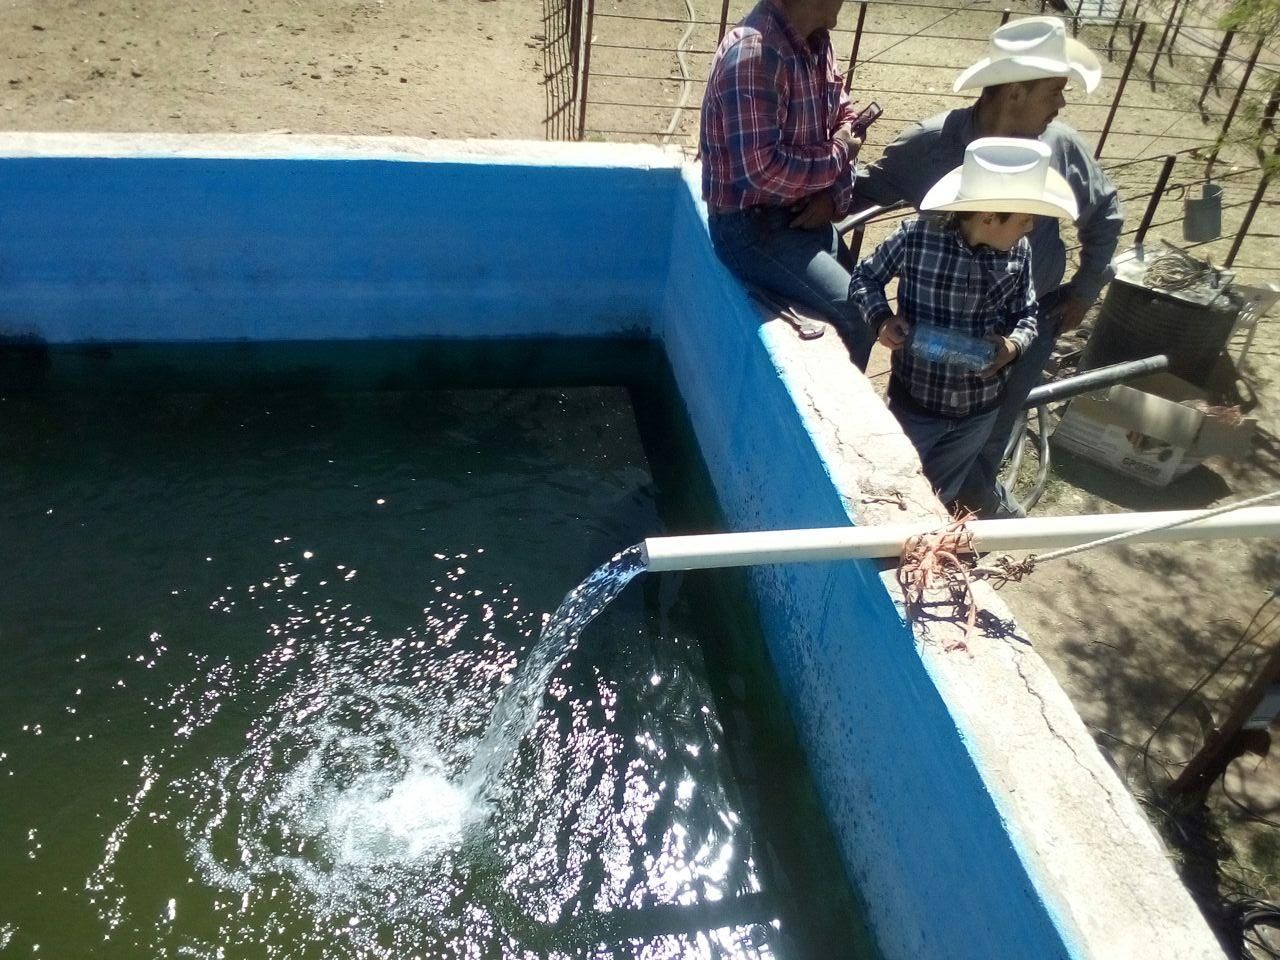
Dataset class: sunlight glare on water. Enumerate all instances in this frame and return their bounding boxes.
[73,546,761,960]
[83,549,544,958]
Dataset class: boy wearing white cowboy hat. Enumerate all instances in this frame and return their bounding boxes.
[850,138,1078,506]
[854,15,1123,517]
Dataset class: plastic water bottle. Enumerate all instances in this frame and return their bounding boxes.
[908,323,996,371]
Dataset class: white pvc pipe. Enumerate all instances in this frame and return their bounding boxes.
[641,506,1280,572]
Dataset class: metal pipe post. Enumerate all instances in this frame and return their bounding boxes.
[1207,35,1264,178]
[1133,153,1177,247]
[1147,0,1180,85]
[1129,1,1143,42]
[568,0,584,106]
[1167,0,1189,64]
[845,2,868,92]
[1096,21,1147,160]
[1001,7,1012,26]
[1198,30,1235,110]
[1225,145,1276,268]
[1225,176,1268,267]
[576,0,596,141]
[1107,0,1129,62]
[1258,77,1280,157]
[717,0,731,43]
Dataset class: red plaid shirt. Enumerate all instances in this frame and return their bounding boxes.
[700,0,858,214]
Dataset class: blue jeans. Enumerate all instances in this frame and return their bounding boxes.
[955,290,1066,517]
[888,398,1001,505]
[708,206,875,369]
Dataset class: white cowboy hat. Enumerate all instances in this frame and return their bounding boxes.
[920,137,1079,220]
[953,16,1102,94]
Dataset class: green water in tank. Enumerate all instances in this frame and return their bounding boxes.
[0,340,876,960]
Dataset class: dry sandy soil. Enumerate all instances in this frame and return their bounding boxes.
[5,0,1280,934]
[0,0,545,138]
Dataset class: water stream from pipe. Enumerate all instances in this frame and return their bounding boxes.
[460,545,647,803]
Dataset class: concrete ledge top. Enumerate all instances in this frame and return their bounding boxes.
[0,132,686,168]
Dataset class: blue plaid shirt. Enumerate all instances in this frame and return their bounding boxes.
[850,215,1038,417]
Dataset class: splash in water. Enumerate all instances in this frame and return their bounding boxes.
[83,550,547,956]
[83,545,678,957]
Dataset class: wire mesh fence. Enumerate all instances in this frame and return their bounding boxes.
[542,0,1280,276]
[543,0,581,140]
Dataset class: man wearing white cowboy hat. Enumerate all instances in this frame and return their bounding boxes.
[855,15,1123,517]
[850,138,1077,505]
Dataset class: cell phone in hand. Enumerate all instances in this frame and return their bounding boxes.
[850,101,882,137]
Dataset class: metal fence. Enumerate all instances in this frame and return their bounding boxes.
[543,0,583,141]
[541,0,1280,275]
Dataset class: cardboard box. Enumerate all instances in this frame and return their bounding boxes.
[1051,372,1256,487]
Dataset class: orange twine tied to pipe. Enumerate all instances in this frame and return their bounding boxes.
[895,514,981,651]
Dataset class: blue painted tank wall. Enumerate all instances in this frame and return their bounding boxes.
[1,156,675,341]
[0,146,1074,959]
[656,179,1069,960]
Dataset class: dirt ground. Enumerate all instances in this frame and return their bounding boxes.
[5,0,1280,943]
[0,0,545,138]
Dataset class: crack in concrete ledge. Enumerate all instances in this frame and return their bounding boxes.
[1011,649,1126,817]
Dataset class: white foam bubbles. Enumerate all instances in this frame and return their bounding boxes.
[302,748,470,868]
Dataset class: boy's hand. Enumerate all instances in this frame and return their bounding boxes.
[878,315,910,350]
[978,336,1019,378]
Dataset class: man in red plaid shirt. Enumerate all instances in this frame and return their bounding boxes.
[700,0,873,366]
